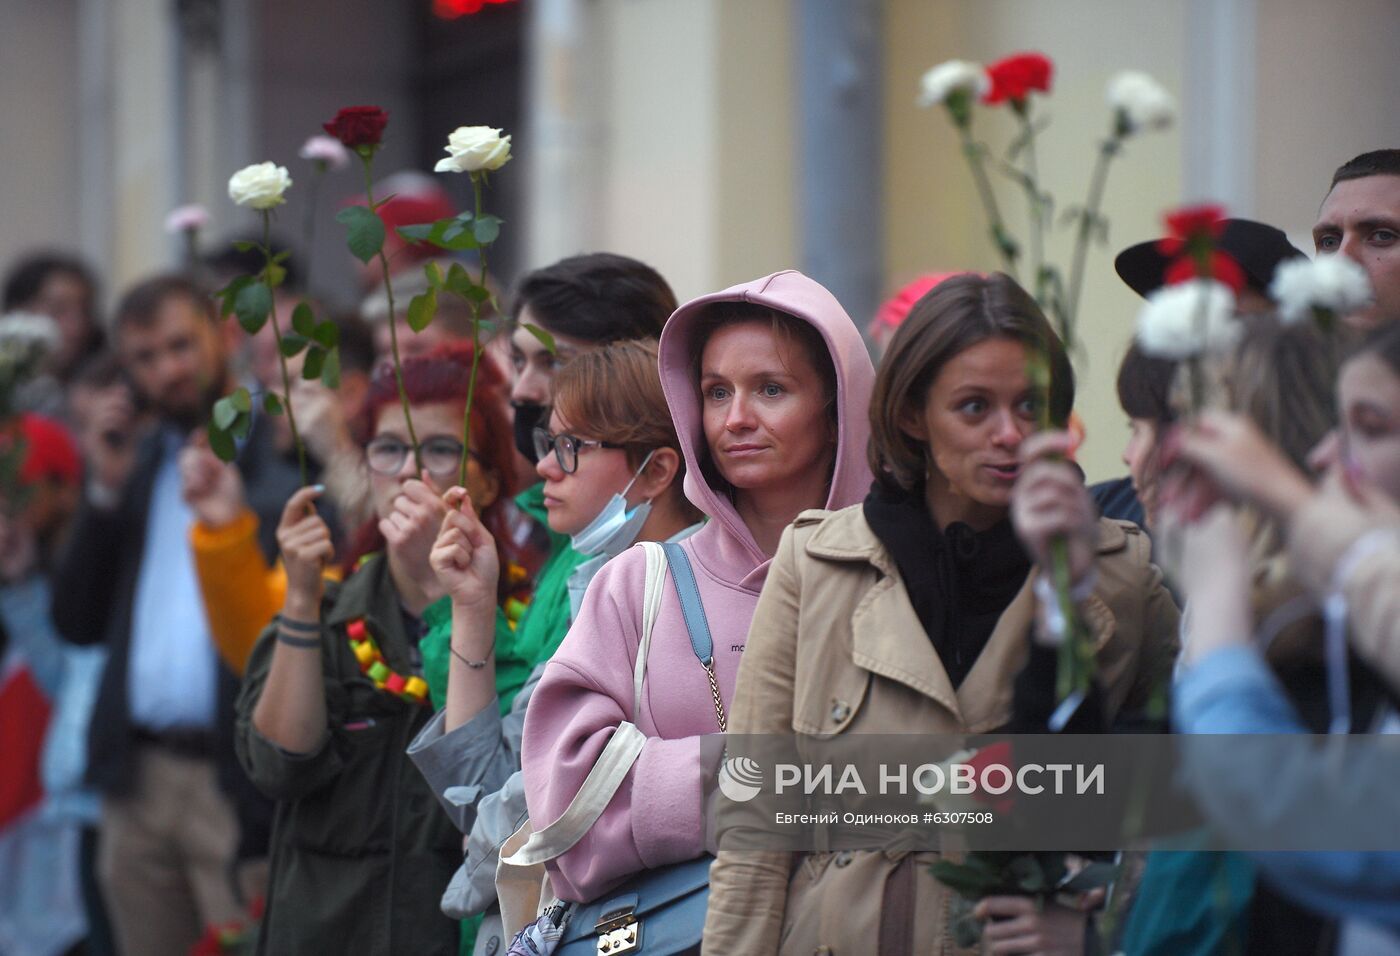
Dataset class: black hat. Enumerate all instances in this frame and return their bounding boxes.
[1114,218,1306,299]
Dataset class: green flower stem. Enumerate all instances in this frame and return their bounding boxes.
[261,212,308,488]
[362,154,422,473]
[459,172,488,489]
[956,124,1020,280]
[1014,102,1046,306]
[1064,134,1121,350]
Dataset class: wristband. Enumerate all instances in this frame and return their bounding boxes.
[451,641,495,670]
[278,616,321,634]
[276,630,321,649]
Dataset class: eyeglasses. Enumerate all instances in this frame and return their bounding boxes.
[365,436,475,477]
[532,426,623,474]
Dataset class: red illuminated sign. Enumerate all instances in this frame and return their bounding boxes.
[433,0,517,18]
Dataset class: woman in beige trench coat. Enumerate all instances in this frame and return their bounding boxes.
[703,274,1179,956]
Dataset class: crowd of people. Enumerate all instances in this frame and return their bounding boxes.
[3,147,1400,956]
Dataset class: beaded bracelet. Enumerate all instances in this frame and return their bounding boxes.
[451,640,495,670]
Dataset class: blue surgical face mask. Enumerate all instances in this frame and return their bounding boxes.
[570,450,657,558]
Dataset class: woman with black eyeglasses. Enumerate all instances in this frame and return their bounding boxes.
[233,344,523,956]
[406,339,703,955]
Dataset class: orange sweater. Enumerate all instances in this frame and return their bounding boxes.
[190,510,342,675]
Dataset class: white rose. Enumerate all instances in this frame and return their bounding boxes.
[1135,280,1241,359]
[299,135,351,171]
[163,204,210,234]
[917,60,989,108]
[434,126,512,174]
[228,162,292,210]
[1270,255,1373,325]
[1107,71,1176,135]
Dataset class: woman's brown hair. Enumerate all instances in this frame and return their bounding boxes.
[869,272,1074,492]
[551,338,703,523]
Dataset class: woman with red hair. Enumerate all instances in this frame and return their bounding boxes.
[234,344,520,956]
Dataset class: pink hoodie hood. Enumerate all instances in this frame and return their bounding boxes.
[657,270,875,590]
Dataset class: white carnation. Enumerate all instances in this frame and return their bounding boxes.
[1107,71,1176,135]
[917,60,989,108]
[299,135,351,170]
[163,204,210,235]
[1270,255,1373,325]
[228,162,292,210]
[434,126,512,174]
[1135,280,1241,359]
[0,312,60,371]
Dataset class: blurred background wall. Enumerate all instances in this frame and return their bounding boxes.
[3,0,1399,479]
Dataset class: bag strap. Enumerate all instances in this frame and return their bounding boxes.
[500,721,647,867]
[633,541,668,718]
[662,541,727,732]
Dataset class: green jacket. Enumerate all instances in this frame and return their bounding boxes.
[235,555,460,956]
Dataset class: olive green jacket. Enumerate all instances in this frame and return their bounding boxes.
[235,554,460,956]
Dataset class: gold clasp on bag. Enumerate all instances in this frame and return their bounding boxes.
[595,908,640,954]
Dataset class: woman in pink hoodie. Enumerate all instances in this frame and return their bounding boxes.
[519,271,875,902]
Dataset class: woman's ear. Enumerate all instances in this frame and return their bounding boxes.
[896,399,927,443]
[466,464,501,512]
[635,447,682,501]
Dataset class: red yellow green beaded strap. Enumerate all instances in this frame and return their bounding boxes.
[345,618,430,705]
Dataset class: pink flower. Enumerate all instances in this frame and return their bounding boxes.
[299,135,351,170]
[163,204,210,235]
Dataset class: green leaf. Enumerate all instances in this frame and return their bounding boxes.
[231,240,258,253]
[229,386,252,413]
[212,397,238,431]
[319,346,341,389]
[462,283,491,305]
[311,320,338,349]
[442,220,467,243]
[291,302,317,339]
[521,322,556,355]
[302,347,326,381]
[207,422,237,461]
[395,223,435,244]
[1009,856,1047,893]
[472,215,502,245]
[425,260,445,288]
[279,333,309,357]
[215,276,255,318]
[262,262,287,290]
[271,250,291,265]
[336,205,386,264]
[445,264,473,295]
[234,282,272,334]
[407,288,438,333]
[263,392,284,416]
[230,410,253,441]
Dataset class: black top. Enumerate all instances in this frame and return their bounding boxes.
[862,481,1031,689]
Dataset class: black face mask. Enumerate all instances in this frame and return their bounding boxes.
[511,401,550,463]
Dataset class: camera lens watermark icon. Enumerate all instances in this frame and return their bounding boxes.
[718,755,764,803]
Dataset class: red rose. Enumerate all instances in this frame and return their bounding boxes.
[965,741,1016,815]
[983,52,1054,105]
[1164,250,1246,293]
[1164,203,1227,242]
[323,106,389,149]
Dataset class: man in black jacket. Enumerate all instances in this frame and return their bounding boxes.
[53,275,298,956]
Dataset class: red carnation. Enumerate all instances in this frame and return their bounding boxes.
[1164,203,1227,242]
[1164,250,1246,293]
[983,52,1054,105]
[323,106,389,149]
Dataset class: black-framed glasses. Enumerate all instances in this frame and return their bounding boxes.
[532,426,623,474]
[365,436,474,477]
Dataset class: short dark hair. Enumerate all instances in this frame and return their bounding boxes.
[1330,149,1400,190]
[1116,344,1177,424]
[869,273,1074,493]
[509,253,676,344]
[113,275,216,332]
[201,234,303,293]
[2,251,99,314]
